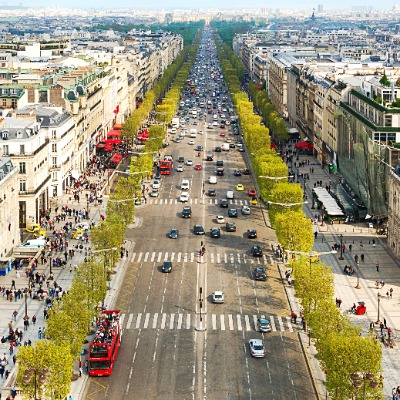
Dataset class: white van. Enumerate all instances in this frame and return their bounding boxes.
[181,179,190,190]
[227,191,234,199]
[19,239,46,248]
[209,176,217,184]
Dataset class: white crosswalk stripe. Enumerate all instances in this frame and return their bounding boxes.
[171,252,175,262]
[145,198,251,206]
[122,313,296,332]
[137,252,143,262]
[151,252,156,262]
[144,252,149,262]
[177,253,181,262]
[157,252,162,263]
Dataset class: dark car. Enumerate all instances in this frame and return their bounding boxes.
[251,246,263,257]
[182,206,192,218]
[234,170,242,177]
[254,267,267,281]
[220,199,229,208]
[196,145,203,151]
[216,160,223,166]
[238,147,245,152]
[178,156,185,163]
[161,260,172,273]
[243,169,251,175]
[229,143,235,148]
[226,221,236,232]
[247,229,257,239]
[210,227,221,238]
[155,173,161,180]
[206,154,214,161]
[169,228,179,239]
[208,189,216,197]
[216,168,224,176]
[215,146,222,152]
[228,208,238,218]
[194,225,205,235]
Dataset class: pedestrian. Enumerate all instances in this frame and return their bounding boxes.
[390,288,393,299]
[12,310,17,321]
[337,298,342,308]
[372,239,376,247]
[293,313,297,324]
[361,254,364,262]
[85,359,88,373]
[376,262,379,272]
[32,315,36,325]
[388,327,392,340]
[387,291,390,299]
[38,327,42,339]
[380,322,384,333]
[384,318,387,329]
[369,321,374,333]
[79,367,83,377]
[291,311,295,322]
[69,264,73,273]
[10,280,15,290]
[125,250,129,258]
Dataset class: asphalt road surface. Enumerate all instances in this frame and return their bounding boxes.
[83,28,315,400]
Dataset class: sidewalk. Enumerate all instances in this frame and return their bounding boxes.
[279,147,400,399]
[0,166,133,399]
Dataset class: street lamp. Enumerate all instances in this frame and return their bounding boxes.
[350,372,378,400]
[86,198,90,220]
[22,368,49,400]
[375,292,382,324]
[354,254,361,289]
[24,291,29,320]
[339,234,344,260]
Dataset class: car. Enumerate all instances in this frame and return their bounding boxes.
[182,206,192,218]
[212,291,224,303]
[207,124,213,129]
[254,267,267,281]
[238,147,245,152]
[249,339,265,358]
[226,138,232,143]
[228,208,238,218]
[226,190,234,199]
[181,180,190,190]
[175,138,182,143]
[241,205,251,215]
[229,143,235,148]
[248,189,256,197]
[178,156,185,163]
[152,180,160,189]
[216,167,224,176]
[125,166,130,173]
[226,221,236,232]
[243,169,251,175]
[195,145,203,151]
[220,199,229,208]
[161,260,172,273]
[194,225,205,235]
[257,317,272,332]
[188,140,195,145]
[180,192,189,202]
[195,164,202,170]
[176,165,184,172]
[169,228,179,239]
[216,215,225,224]
[251,197,258,205]
[193,121,198,125]
[206,154,214,161]
[207,189,216,197]
[209,176,217,184]
[198,130,204,135]
[212,121,219,126]
[155,173,161,180]
[234,170,242,177]
[251,246,263,257]
[75,222,89,231]
[219,132,225,137]
[215,146,222,152]
[247,229,257,239]
[236,184,244,191]
[150,189,159,197]
[186,159,193,166]
[210,227,221,238]
[216,160,223,166]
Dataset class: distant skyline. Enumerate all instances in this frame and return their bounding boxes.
[13,1,399,10]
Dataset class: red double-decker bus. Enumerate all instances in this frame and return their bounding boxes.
[88,310,122,377]
[159,160,173,175]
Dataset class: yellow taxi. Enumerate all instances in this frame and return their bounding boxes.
[251,197,258,205]
[236,184,245,191]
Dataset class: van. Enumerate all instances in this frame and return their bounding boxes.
[209,176,217,184]
[19,239,46,248]
[222,143,230,151]
[227,190,234,199]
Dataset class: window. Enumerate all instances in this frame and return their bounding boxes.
[20,145,25,155]
[19,180,26,192]
[52,157,57,168]
[2,99,6,107]
[19,162,26,174]
[52,172,57,181]
[51,130,57,139]
[52,143,57,152]
[3,145,8,155]
[11,99,17,109]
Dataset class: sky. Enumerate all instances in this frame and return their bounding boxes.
[16,0,396,9]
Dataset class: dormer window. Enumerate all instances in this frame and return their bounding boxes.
[1,131,8,140]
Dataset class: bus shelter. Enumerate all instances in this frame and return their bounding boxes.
[312,187,344,223]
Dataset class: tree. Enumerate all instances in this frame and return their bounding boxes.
[274,210,314,252]
[17,341,72,400]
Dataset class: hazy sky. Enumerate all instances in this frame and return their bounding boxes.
[19,0,396,9]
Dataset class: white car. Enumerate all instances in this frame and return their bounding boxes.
[209,176,217,184]
[216,215,225,224]
[212,291,224,303]
[150,189,159,197]
[186,159,193,166]
[152,180,160,189]
[176,165,184,172]
[212,121,219,126]
[180,131,186,137]
[249,339,265,358]
[188,140,195,145]
[241,205,251,215]
[180,192,189,202]
[198,130,204,135]
[181,179,190,190]
[75,222,89,231]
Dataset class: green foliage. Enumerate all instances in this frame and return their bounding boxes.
[379,74,390,87]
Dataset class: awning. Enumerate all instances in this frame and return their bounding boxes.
[107,130,121,138]
[110,153,122,164]
[104,144,113,152]
[313,187,344,217]
[295,141,313,150]
[70,169,80,180]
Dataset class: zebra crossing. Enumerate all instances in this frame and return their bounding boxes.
[131,251,272,265]
[121,312,296,333]
[144,198,250,206]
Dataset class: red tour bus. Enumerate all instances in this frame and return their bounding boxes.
[88,310,122,377]
[159,160,172,175]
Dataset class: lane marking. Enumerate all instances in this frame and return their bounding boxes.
[152,313,159,329]
[237,314,242,331]
[126,313,134,329]
[220,314,225,330]
[135,313,142,329]
[177,313,183,329]
[144,313,150,329]
[212,314,217,330]
[228,314,234,330]
[161,313,167,329]
[245,315,251,331]
[170,313,175,329]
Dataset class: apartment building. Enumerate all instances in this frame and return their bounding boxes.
[0,157,19,257]
[387,170,400,257]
